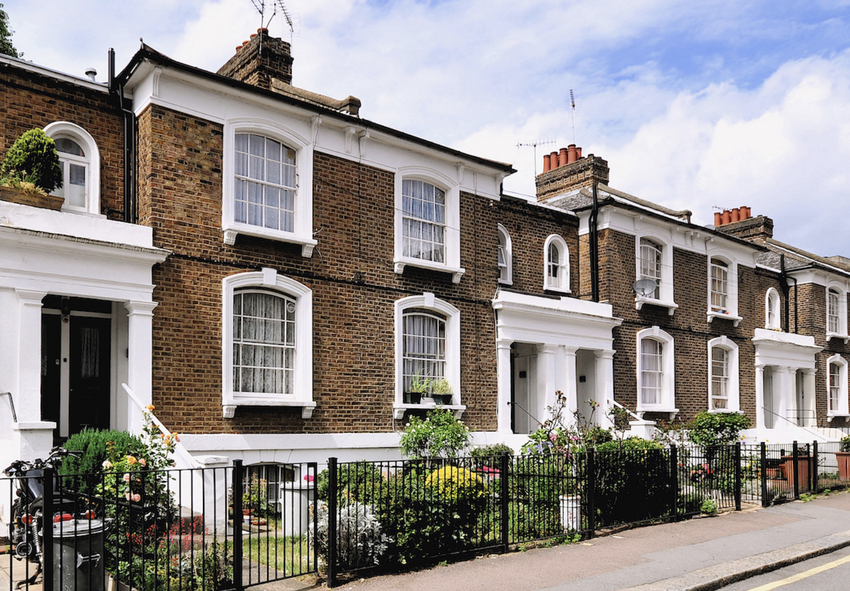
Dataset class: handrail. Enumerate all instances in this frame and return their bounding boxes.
[0,391,17,422]
[762,406,827,442]
[122,383,201,468]
[607,399,680,445]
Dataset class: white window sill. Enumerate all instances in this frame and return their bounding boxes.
[393,403,466,420]
[544,284,571,295]
[828,412,850,422]
[636,407,679,420]
[394,257,465,283]
[635,296,678,316]
[708,407,740,414]
[223,399,316,419]
[707,310,743,327]
[826,332,850,344]
[498,278,512,286]
[223,223,317,258]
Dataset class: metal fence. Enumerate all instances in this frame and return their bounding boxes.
[4,441,850,590]
[1,460,317,591]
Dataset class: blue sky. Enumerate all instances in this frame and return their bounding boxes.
[6,0,850,257]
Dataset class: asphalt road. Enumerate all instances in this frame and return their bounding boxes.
[720,544,850,591]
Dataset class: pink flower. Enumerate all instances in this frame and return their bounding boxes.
[303,474,315,482]
[132,493,141,502]
[139,458,147,467]
[123,473,131,482]
[125,493,131,500]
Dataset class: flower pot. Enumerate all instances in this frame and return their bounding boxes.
[403,392,421,404]
[432,394,453,405]
[780,455,814,492]
[836,451,850,480]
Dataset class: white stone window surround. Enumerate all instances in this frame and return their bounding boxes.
[543,234,570,294]
[706,254,742,326]
[222,268,314,419]
[826,283,849,343]
[222,118,317,257]
[827,354,849,419]
[393,166,464,283]
[634,232,677,315]
[707,336,740,412]
[497,224,512,285]
[393,292,464,419]
[636,326,677,417]
[43,121,102,216]
[765,287,781,330]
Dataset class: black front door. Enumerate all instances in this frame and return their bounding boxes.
[68,316,111,433]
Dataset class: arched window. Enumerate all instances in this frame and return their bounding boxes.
[222,268,314,418]
[765,288,780,330]
[827,355,849,417]
[394,293,461,415]
[544,234,569,293]
[636,326,676,412]
[497,224,512,285]
[43,121,100,215]
[826,286,848,340]
[708,336,739,412]
[223,119,316,257]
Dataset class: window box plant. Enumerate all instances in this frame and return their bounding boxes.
[403,372,430,404]
[0,129,64,211]
[430,377,453,405]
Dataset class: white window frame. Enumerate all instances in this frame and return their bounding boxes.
[393,292,464,419]
[43,121,101,216]
[543,234,570,293]
[497,224,512,285]
[222,118,316,257]
[827,354,849,418]
[707,336,740,412]
[222,268,314,418]
[707,255,741,326]
[393,167,464,283]
[636,326,677,415]
[826,285,849,342]
[635,234,677,315]
[765,288,781,330]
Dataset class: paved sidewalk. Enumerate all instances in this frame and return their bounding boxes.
[331,491,850,591]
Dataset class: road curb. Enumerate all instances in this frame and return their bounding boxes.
[620,529,850,591]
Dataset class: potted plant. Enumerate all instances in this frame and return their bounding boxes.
[404,372,430,404]
[430,377,453,405]
[836,436,850,480]
[0,128,64,210]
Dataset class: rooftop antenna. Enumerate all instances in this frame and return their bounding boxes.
[250,0,295,44]
[569,89,576,144]
[517,139,556,177]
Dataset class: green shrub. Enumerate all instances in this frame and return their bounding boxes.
[0,129,63,192]
[399,408,471,460]
[317,461,386,506]
[509,456,567,539]
[59,428,147,491]
[310,501,391,570]
[687,411,750,447]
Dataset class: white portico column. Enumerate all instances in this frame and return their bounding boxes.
[497,338,513,434]
[595,350,616,424]
[775,366,792,427]
[754,364,766,431]
[563,346,579,420]
[124,301,158,436]
[803,368,816,428]
[538,344,558,417]
[12,289,55,461]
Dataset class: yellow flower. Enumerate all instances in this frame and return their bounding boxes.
[126,456,137,465]
[173,433,180,443]
[146,404,155,411]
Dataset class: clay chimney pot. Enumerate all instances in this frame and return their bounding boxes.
[721,210,732,225]
[543,154,551,173]
[558,147,568,167]
[576,147,582,159]
[550,151,559,169]
[567,144,577,164]
[731,208,740,223]
[714,212,722,226]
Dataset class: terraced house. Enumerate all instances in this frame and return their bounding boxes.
[1,28,848,502]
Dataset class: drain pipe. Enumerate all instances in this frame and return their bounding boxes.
[590,181,599,302]
[109,49,136,224]
[780,255,798,334]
